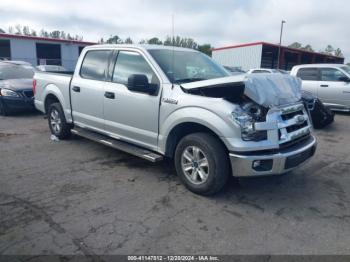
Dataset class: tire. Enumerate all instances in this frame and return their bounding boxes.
[48,102,71,139]
[0,100,8,116]
[174,132,230,195]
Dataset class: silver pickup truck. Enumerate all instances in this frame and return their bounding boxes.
[34,44,317,195]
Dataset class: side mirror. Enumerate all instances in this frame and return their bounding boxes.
[127,74,157,95]
[339,76,350,82]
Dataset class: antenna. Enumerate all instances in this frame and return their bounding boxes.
[171,13,175,89]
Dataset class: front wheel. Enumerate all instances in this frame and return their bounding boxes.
[174,133,230,195]
[48,102,71,139]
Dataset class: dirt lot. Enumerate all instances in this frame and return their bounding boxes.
[1,112,350,256]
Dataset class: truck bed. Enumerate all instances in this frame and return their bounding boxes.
[34,71,73,122]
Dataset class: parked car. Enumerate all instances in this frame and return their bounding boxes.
[0,61,35,116]
[34,45,316,195]
[36,65,68,72]
[291,64,350,112]
[223,66,246,75]
[247,68,289,74]
[245,67,334,128]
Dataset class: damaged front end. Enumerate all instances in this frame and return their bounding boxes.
[181,74,307,145]
[181,74,316,176]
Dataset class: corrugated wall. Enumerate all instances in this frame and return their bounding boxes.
[212,44,263,71]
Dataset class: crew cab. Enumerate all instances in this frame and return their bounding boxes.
[291,64,350,111]
[34,45,317,195]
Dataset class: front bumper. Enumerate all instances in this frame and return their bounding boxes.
[229,136,317,177]
[1,94,35,112]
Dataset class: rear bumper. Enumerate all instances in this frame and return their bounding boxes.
[229,136,317,177]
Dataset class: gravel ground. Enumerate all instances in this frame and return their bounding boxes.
[0,112,350,257]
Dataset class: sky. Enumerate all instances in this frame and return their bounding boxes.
[0,0,349,62]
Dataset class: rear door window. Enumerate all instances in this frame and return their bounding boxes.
[80,50,112,81]
[320,68,347,82]
[296,68,319,81]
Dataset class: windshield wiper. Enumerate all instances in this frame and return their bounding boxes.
[174,78,207,84]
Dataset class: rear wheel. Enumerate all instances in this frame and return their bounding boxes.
[174,133,230,195]
[48,102,71,139]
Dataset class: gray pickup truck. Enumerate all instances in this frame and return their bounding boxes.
[34,44,317,195]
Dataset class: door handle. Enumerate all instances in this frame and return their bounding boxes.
[72,86,80,92]
[343,91,350,94]
[320,84,329,87]
[104,92,115,99]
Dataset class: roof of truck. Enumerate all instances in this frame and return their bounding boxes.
[293,64,346,69]
[86,44,198,52]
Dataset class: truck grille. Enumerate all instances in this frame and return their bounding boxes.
[278,104,311,149]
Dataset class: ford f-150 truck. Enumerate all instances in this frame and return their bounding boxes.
[34,45,317,195]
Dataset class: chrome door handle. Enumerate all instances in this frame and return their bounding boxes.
[343,91,350,94]
[72,86,80,92]
[320,85,328,87]
[104,92,115,99]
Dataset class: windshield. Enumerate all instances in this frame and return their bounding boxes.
[149,49,229,84]
[0,64,34,80]
[341,66,350,75]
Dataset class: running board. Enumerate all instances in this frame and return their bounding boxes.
[71,127,163,162]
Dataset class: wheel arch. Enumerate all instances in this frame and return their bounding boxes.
[164,121,229,158]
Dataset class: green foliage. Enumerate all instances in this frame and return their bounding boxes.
[198,44,212,56]
[5,24,83,41]
[324,45,334,55]
[124,37,133,44]
[288,42,302,49]
[334,48,343,58]
[289,42,314,52]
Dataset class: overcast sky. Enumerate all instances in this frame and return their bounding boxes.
[1,0,349,62]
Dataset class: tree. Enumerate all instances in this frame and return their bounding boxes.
[288,42,302,49]
[347,63,350,67]
[8,26,14,34]
[106,35,123,44]
[30,29,37,36]
[50,30,61,39]
[124,37,133,44]
[334,48,343,57]
[15,24,22,35]
[147,37,162,45]
[301,44,314,52]
[198,44,212,56]
[324,45,334,55]
[0,28,5,33]
[22,26,31,36]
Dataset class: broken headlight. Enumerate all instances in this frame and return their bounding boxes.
[232,102,267,141]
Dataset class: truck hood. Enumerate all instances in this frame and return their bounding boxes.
[181,74,302,107]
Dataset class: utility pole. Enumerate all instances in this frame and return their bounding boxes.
[277,20,286,69]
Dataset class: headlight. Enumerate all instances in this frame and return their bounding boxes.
[0,88,20,97]
[232,105,267,141]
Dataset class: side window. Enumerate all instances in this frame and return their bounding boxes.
[80,50,111,81]
[320,68,346,82]
[296,68,319,81]
[112,51,158,85]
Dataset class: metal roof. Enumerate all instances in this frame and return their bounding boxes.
[0,33,95,45]
[212,41,342,59]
